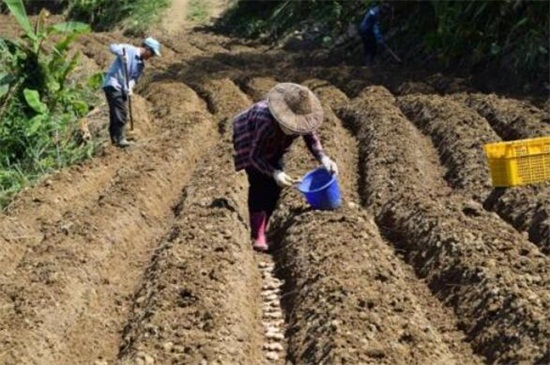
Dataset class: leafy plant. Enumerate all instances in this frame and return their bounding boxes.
[66,0,169,35]
[2,0,90,112]
[0,0,94,208]
[222,0,549,82]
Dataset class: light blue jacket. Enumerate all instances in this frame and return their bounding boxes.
[102,44,145,93]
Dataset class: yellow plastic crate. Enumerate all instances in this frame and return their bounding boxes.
[484,136,550,187]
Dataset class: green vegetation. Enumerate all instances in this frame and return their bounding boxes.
[187,0,210,22]
[0,0,95,207]
[221,0,549,82]
[0,0,169,207]
[0,0,65,14]
[66,0,170,35]
[418,1,548,78]
[1,0,170,35]
[220,0,357,39]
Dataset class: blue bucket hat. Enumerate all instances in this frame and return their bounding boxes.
[143,37,161,57]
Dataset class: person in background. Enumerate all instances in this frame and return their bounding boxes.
[359,3,391,66]
[232,83,339,252]
[102,37,161,147]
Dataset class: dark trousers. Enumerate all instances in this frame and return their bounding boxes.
[360,30,377,66]
[245,166,281,216]
[104,86,127,143]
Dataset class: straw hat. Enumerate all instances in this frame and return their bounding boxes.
[267,83,324,135]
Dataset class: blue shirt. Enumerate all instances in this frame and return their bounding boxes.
[360,6,384,44]
[102,44,144,92]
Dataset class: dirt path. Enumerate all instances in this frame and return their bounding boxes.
[160,0,189,34]
[0,4,549,365]
[159,0,231,34]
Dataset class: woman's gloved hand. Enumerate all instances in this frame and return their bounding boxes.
[321,156,339,176]
[273,170,296,187]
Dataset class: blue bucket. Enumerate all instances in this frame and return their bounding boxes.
[298,167,342,210]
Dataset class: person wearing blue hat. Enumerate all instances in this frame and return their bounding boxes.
[102,37,161,147]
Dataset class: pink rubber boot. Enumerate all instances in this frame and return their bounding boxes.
[250,211,268,252]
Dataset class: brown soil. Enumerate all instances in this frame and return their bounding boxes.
[0,2,549,365]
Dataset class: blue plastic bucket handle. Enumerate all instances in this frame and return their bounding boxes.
[298,167,342,210]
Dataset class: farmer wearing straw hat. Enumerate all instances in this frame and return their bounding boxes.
[233,83,339,252]
[102,37,161,147]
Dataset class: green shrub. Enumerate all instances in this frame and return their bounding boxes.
[221,0,549,82]
[418,0,549,78]
[0,0,95,208]
[66,0,170,35]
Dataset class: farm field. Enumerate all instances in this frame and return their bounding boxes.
[0,2,549,364]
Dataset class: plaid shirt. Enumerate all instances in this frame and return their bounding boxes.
[233,101,325,176]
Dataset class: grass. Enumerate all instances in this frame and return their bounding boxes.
[124,0,170,35]
[187,0,210,22]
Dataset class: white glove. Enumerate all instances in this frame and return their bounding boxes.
[127,79,136,96]
[321,155,339,176]
[273,170,296,187]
